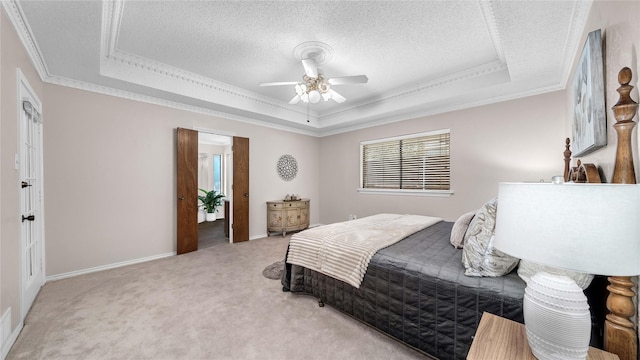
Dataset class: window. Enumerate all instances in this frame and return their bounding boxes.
[360,129,450,194]
[212,154,222,193]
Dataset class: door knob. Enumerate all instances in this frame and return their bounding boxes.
[179,196,185,200]
[244,193,249,197]
[22,214,35,222]
[21,181,31,188]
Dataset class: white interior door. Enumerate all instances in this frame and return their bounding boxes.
[19,71,44,317]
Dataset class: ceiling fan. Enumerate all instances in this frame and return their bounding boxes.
[259,58,368,105]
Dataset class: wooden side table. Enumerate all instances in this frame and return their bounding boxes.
[467,312,619,360]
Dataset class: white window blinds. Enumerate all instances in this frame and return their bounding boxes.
[361,130,450,191]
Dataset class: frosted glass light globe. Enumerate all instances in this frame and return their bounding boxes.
[308,90,321,103]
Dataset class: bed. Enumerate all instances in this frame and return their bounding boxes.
[282,220,526,359]
[280,138,615,360]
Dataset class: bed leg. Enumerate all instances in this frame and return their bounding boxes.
[318,298,324,307]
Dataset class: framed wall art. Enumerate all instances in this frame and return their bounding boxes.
[277,154,298,181]
[571,29,606,157]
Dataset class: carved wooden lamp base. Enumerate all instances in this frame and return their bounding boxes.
[606,67,639,360]
[612,67,638,184]
[605,276,637,360]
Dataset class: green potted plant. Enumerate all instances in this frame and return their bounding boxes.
[198,188,225,222]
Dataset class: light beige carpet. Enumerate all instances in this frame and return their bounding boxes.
[7,235,431,360]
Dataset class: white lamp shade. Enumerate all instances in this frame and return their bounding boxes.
[493,183,640,276]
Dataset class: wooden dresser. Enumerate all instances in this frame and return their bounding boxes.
[266,199,309,236]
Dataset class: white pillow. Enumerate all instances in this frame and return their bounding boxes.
[517,260,594,289]
[450,211,475,248]
[462,198,519,277]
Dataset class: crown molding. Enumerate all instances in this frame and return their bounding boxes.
[99,0,517,133]
[479,1,506,64]
[45,74,321,137]
[318,60,511,130]
[4,0,592,139]
[317,81,565,137]
[101,1,317,125]
[1,0,50,80]
[558,0,593,88]
[3,0,322,136]
[319,60,508,123]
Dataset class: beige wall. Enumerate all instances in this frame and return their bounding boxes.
[319,90,567,223]
[1,6,44,337]
[570,0,640,344]
[570,1,640,180]
[43,84,320,276]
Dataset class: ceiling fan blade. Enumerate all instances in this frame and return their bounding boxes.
[259,81,298,87]
[301,58,318,78]
[289,95,301,104]
[328,89,346,103]
[328,75,369,85]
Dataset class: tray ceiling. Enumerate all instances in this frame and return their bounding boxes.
[6,0,591,136]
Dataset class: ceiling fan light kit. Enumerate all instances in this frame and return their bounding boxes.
[260,41,368,106]
[293,74,332,104]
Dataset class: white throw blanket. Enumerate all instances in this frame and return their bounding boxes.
[286,214,442,288]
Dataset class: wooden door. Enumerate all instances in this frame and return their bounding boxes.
[177,128,198,254]
[232,136,249,242]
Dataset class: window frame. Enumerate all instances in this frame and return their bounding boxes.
[358,129,453,197]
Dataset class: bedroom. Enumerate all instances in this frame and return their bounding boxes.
[1,1,639,359]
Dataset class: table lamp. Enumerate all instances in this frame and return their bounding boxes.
[493,182,640,360]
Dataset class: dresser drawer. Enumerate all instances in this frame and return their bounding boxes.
[284,201,301,208]
[268,202,284,210]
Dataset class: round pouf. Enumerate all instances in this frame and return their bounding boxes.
[523,271,591,360]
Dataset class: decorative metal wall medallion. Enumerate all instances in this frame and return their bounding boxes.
[277,154,298,181]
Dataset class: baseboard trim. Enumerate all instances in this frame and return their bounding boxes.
[46,252,176,282]
[250,223,322,240]
[1,308,22,360]
[250,234,268,240]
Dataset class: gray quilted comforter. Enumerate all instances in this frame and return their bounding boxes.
[282,221,526,359]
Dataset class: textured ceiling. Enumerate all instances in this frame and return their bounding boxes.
[8,0,592,136]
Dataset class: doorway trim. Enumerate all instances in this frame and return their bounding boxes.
[17,69,45,321]
[194,127,235,243]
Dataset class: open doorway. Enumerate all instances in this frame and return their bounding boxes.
[197,132,232,249]
[177,128,248,253]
